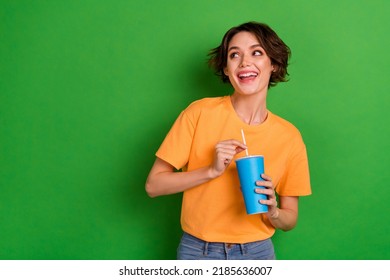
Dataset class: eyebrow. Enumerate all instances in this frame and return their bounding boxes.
[228,44,263,52]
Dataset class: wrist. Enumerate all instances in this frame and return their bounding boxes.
[269,208,280,219]
[207,166,221,179]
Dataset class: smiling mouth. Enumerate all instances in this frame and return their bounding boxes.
[238,72,258,80]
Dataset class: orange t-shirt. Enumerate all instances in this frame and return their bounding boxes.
[156,96,311,243]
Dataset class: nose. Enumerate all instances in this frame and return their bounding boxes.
[240,54,251,67]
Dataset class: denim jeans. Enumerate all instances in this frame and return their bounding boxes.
[177,232,276,260]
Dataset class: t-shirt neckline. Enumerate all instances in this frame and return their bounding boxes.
[223,95,273,131]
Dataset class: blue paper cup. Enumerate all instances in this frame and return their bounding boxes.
[235,155,268,214]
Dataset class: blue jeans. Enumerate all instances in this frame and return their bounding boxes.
[177,232,276,260]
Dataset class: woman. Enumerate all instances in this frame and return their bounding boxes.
[145,21,311,260]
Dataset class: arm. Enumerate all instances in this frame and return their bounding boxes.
[255,174,299,231]
[255,134,310,231]
[145,139,247,198]
[267,196,299,231]
[145,157,215,197]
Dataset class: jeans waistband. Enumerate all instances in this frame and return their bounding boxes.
[183,232,270,256]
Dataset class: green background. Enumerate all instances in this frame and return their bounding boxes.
[1,0,389,260]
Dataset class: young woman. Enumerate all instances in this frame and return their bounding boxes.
[146,21,311,260]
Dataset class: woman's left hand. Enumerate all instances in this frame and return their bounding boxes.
[255,174,279,218]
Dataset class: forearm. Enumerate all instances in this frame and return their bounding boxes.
[146,165,216,198]
[267,207,298,231]
[146,140,246,198]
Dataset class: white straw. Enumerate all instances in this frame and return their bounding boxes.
[241,128,249,156]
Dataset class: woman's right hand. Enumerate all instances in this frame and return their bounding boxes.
[209,139,247,178]
[146,139,246,198]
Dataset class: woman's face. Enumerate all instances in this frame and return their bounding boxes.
[224,31,274,97]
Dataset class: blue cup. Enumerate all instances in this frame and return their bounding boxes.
[235,155,268,214]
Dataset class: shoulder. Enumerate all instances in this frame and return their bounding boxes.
[268,112,309,160]
[186,96,226,110]
[268,111,303,140]
[183,96,228,116]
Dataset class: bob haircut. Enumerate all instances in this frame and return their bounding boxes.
[208,21,291,88]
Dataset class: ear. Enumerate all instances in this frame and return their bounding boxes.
[223,68,229,76]
[271,65,277,73]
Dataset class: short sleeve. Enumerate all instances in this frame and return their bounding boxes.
[277,134,312,196]
[155,109,196,170]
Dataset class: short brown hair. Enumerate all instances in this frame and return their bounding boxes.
[208,21,291,88]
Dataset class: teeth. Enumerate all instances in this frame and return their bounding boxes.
[239,72,257,78]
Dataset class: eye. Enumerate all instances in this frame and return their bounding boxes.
[253,50,263,56]
[229,52,239,59]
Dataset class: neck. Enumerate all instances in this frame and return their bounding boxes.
[230,94,268,125]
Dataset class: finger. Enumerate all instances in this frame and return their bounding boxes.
[255,188,275,197]
[216,145,244,156]
[258,174,276,191]
[259,199,278,207]
[217,153,235,167]
[216,151,238,161]
[218,139,247,150]
[261,173,272,181]
[235,146,247,154]
[216,146,238,155]
[216,152,239,164]
[255,180,273,188]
